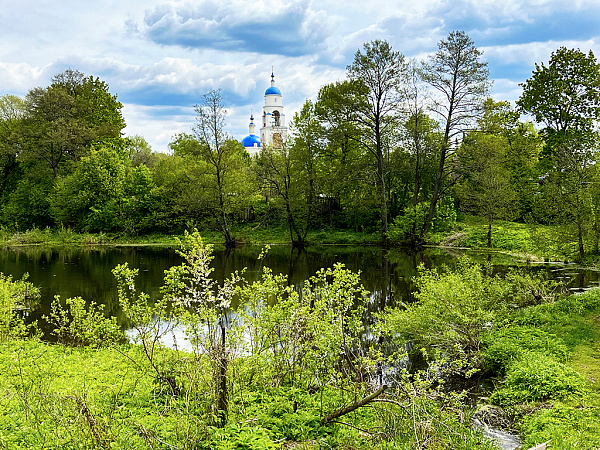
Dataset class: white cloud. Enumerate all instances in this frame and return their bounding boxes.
[2,0,600,152]
[0,62,50,92]
[122,103,195,153]
[482,39,600,67]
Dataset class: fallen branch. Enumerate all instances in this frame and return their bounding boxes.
[322,385,388,424]
[329,420,374,435]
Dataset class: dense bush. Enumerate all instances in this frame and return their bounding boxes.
[482,326,568,374]
[521,403,600,449]
[389,198,456,244]
[378,258,554,361]
[490,351,587,406]
[0,273,39,341]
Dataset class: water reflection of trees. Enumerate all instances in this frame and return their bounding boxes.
[3,244,599,339]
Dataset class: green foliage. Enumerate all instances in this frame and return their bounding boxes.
[206,423,280,450]
[389,198,456,243]
[482,326,568,374]
[490,351,587,406]
[518,47,600,143]
[380,258,511,358]
[1,173,53,230]
[44,296,122,347]
[521,403,600,449]
[241,260,368,393]
[455,128,517,246]
[388,198,456,243]
[0,273,39,341]
[389,201,430,243]
[420,30,490,238]
[50,146,128,231]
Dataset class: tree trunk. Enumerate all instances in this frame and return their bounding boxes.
[487,221,492,248]
[421,144,446,238]
[321,385,387,424]
[376,139,388,247]
[217,322,228,428]
[577,209,585,260]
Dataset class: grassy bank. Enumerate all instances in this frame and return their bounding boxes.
[0,225,381,248]
[433,216,581,262]
[0,219,575,263]
[485,288,600,448]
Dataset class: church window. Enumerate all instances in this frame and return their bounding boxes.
[273,110,280,126]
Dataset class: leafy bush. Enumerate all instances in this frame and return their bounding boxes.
[482,326,568,374]
[520,403,600,449]
[204,423,279,450]
[490,351,587,406]
[0,273,39,341]
[379,258,514,359]
[389,199,456,244]
[44,296,122,347]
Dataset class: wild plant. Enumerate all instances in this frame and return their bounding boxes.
[44,295,122,347]
[0,273,40,341]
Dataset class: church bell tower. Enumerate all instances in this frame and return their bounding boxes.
[259,70,288,149]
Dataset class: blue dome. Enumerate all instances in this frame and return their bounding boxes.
[265,86,281,96]
[242,134,261,147]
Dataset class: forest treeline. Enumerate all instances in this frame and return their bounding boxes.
[2,31,600,256]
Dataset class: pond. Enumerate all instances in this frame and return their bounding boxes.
[1,244,599,336]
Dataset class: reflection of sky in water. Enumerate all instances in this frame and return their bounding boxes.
[126,323,194,352]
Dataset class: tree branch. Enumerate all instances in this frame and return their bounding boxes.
[321,385,387,424]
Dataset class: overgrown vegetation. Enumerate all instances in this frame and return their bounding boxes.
[2,231,599,448]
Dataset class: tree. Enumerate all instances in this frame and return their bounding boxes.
[347,40,407,245]
[456,132,516,247]
[518,47,600,258]
[253,101,322,248]
[401,60,439,208]
[151,153,202,231]
[288,100,325,240]
[125,135,165,168]
[518,47,600,147]
[193,90,251,247]
[50,147,129,231]
[169,132,203,158]
[20,70,125,179]
[477,99,542,221]
[420,30,490,239]
[255,144,303,245]
[315,80,377,231]
[0,95,26,198]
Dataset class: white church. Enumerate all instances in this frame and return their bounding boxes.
[241,71,288,156]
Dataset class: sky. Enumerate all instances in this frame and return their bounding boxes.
[2,0,600,152]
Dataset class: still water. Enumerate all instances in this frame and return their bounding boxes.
[1,244,599,334]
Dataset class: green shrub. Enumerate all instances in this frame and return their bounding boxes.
[44,296,122,347]
[482,326,568,374]
[521,403,600,449]
[379,258,514,359]
[205,423,280,450]
[490,351,587,406]
[389,199,456,244]
[0,273,40,341]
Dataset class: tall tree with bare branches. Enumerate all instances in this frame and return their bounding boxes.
[420,31,490,239]
[347,39,407,245]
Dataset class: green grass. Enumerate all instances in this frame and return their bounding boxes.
[485,288,600,448]
[435,216,576,262]
[0,225,381,248]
